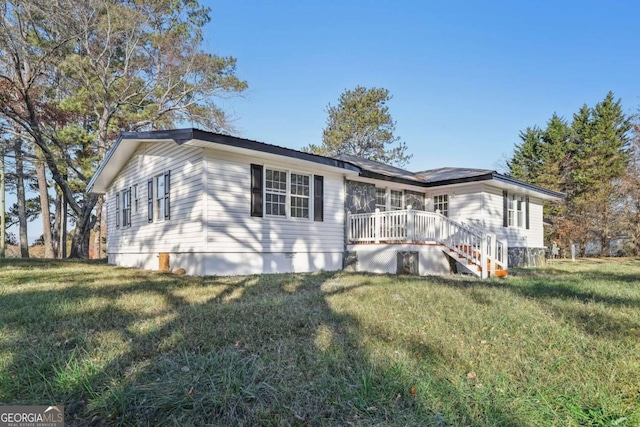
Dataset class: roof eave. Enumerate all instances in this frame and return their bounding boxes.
[492,174,565,200]
[88,128,360,194]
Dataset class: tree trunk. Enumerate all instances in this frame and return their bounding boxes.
[91,110,110,259]
[91,195,104,259]
[69,193,97,258]
[34,146,54,258]
[52,192,61,258]
[13,138,29,258]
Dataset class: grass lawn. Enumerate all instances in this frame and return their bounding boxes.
[0,259,639,426]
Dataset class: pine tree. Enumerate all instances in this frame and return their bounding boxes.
[305,86,411,167]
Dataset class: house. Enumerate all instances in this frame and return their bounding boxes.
[87,128,563,278]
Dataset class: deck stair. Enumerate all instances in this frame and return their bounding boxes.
[347,207,508,278]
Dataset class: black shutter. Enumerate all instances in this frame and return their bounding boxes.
[503,190,508,227]
[314,175,324,221]
[250,164,263,217]
[115,192,120,228]
[525,196,530,230]
[164,171,171,220]
[147,178,153,223]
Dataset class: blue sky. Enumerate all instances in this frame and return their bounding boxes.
[9,0,640,243]
[203,0,640,171]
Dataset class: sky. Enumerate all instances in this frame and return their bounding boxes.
[8,0,640,243]
[201,0,640,172]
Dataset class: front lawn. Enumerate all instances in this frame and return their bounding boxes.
[0,259,638,426]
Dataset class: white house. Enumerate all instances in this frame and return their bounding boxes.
[87,129,563,278]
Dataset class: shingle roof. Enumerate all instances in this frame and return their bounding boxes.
[414,167,494,183]
[333,154,424,183]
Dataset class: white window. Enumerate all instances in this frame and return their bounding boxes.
[390,190,403,210]
[517,199,524,228]
[115,191,120,228]
[122,189,131,227]
[265,169,287,216]
[290,173,310,218]
[375,188,387,211]
[509,194,525,228]
[156,175,166,220]
[264,168,313,219]
[434,194,448,217]
[133,184,138,214]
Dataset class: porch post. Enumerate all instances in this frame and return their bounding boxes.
[480,232,489,279]
[374,208,380,244]
[346,209,351,244]
[406,205,414,243]
[488,232,496,277]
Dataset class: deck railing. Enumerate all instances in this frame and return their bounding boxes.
[347,207,508,278]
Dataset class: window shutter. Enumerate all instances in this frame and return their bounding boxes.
[115,192,120,228]
[164,171,171,220]
[147,179,153,223]
[314,175,324,221]
[250,164,263,217]
[502,190,508,227]
[525,196,530,230]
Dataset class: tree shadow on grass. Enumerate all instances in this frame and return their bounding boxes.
[0,266,527,426]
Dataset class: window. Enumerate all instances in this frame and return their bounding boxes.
[147,179,154,222]
[517,199,524,228]
[508,194,524,228]
[265,169,287,216]
[122,188,131,227]
[434,194,448,217]
[150,172,170,222]
[156,175,166,220]
[133,184,139,214]
[375,188,387,211]
[390,190,403,210]
[262,168,316,221]
[290,173,310,218]
[115,191,120,228]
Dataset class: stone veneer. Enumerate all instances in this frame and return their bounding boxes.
[507,247,547,267]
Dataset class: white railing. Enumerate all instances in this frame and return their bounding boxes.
[347,207,508,278]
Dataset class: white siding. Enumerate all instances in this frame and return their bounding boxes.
[106,141,205,254]
[482,185,545,248]
[204,149,345,255]
[425,184,483,226]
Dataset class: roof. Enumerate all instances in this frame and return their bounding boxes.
[88,128,564,201]
[87,128,360,194]
[415,167,494,183]
[333,154,425,185]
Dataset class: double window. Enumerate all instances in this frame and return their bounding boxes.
[115,171,170,229]
[503,191,529,229]
[251,165,323,221]
[433,194,448,217]
[375,188,404,211]
[265,169,310,218]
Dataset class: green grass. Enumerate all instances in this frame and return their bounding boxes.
[0,258,639,426]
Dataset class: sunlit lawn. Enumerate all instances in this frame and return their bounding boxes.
[0,258,639,426]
